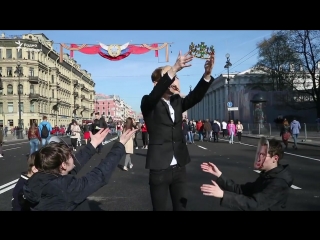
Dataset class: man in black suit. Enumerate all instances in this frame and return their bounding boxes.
[91,112,108,154]
[140,51,215,211]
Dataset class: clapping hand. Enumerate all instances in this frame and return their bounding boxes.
[200,181,224,198]
[200,162,222,177]
[90,128,110,148]
[119,128,138,146]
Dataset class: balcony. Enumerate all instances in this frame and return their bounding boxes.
[29,93,40,101]
[73,91,79,97]
[73,79,79,86]
[29,76,39,84]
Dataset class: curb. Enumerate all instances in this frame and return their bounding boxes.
[242,135,320,147]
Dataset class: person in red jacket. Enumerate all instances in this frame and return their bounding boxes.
[196,120,204,141]
[141,122,148,149]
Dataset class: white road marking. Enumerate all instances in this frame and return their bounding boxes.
[3,142,27,147]
[0,137,118,195]
[197,145,207,150]
[253,170,301,190]
[0,179,18,190]
[3,147,21,151]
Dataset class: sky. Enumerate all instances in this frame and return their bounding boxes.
[1,30,275,113]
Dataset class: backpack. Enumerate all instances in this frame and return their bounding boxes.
[41,124,49,138]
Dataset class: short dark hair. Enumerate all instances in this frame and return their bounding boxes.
[268,139,284,162]
[151,67,163,83]
[95,112,99,115]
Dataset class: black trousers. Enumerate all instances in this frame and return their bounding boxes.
[70,138,77,149]
[213,132,219,141]
[134,132,138,147]
[149,165,187,211]
[142,132,149,146]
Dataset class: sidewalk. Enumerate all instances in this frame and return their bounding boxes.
[2,134,28,143]
[242,134,320,147]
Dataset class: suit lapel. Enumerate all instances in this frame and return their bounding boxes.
[161,99,173,123]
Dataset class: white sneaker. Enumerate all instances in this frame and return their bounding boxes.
[0,154,3,158]
[135,147,138,149]
[129,164,133,169]
[145,146,148,149]
[123,166,128,171]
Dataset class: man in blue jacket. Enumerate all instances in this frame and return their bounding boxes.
[38,116,53,146]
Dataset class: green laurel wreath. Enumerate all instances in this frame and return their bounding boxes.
[189,42,215,59]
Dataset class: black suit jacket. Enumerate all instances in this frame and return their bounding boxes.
[140,72,214,170]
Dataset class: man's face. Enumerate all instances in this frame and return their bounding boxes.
[95,114,99,119]
[254,145,276,170]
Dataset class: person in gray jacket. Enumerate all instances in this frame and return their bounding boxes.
[290,117,301,150]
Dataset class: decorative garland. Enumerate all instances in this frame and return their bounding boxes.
[59,42,170,63]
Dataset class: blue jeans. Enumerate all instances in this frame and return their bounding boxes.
[41,137,50,146]
[292,134,298,147]
[30,138,40,154]
[188,131,194,143]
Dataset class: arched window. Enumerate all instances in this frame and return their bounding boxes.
[18,84,23,94]
[30,84,34,94]
[7,84,13,95]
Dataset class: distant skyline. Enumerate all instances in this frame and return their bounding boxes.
[1,30,275,112]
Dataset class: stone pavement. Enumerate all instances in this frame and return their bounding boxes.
[2,134,28,142]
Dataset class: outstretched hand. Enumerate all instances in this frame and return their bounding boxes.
[200,162,222,177]
[172,51,193,73]
[119,128,138,146]
[90,128,110,148]
[204,54,215,77]
[200,180,224,198]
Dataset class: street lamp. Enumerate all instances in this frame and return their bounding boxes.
[224,53,232,121]
[15,61,23,139]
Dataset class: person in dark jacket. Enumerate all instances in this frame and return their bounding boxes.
[11,153,38,211]
[91,112,108,154]
[200,138,294,211]
[182,119,189,145]
[211,120,220,142]
[22,128,137,211]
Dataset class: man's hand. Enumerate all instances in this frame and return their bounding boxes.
[200,180,224,198]
[119,128,138,146]
[168,51,193,76]
[200,162,222,177]
[203,54,215,79]
[89,128,110,148]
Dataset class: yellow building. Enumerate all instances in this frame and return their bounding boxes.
[0,33,96,128]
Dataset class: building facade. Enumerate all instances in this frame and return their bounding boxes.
[0,33,95,128]
[94,94,136,122]
[187,68,317,124]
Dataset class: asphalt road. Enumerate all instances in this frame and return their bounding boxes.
[0,134,319,211]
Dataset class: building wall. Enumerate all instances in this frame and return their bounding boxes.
[0,33,95,128]
[187,69,317,124]
[94,94,136,122]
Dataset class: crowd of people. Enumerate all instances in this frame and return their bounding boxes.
[2,49,294,211]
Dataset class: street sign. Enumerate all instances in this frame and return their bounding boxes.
[227,102,233,108]
[228,107,239,111]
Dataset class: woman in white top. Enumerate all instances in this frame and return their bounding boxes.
[70,120,81,151]
[122,117,135,171]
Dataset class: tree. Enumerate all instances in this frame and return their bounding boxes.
[252,30,320,115]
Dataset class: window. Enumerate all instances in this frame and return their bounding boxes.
[0,49,2,59]
[0,67,2,77]
[17,48,22,59]
[51,75,54,83]
[27,51,30,59]
[18,84,23,94]
[29,67,34,76]
[7,67,13,77]
[30,84,34,94]
[30,102,35,112]
[7,84,13,95]
[6,49,12,59]
[18,102,24,112]
[0,102,3,114]
[52,89,54,98]
[7,102,13,113]
[31,52,35,60]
